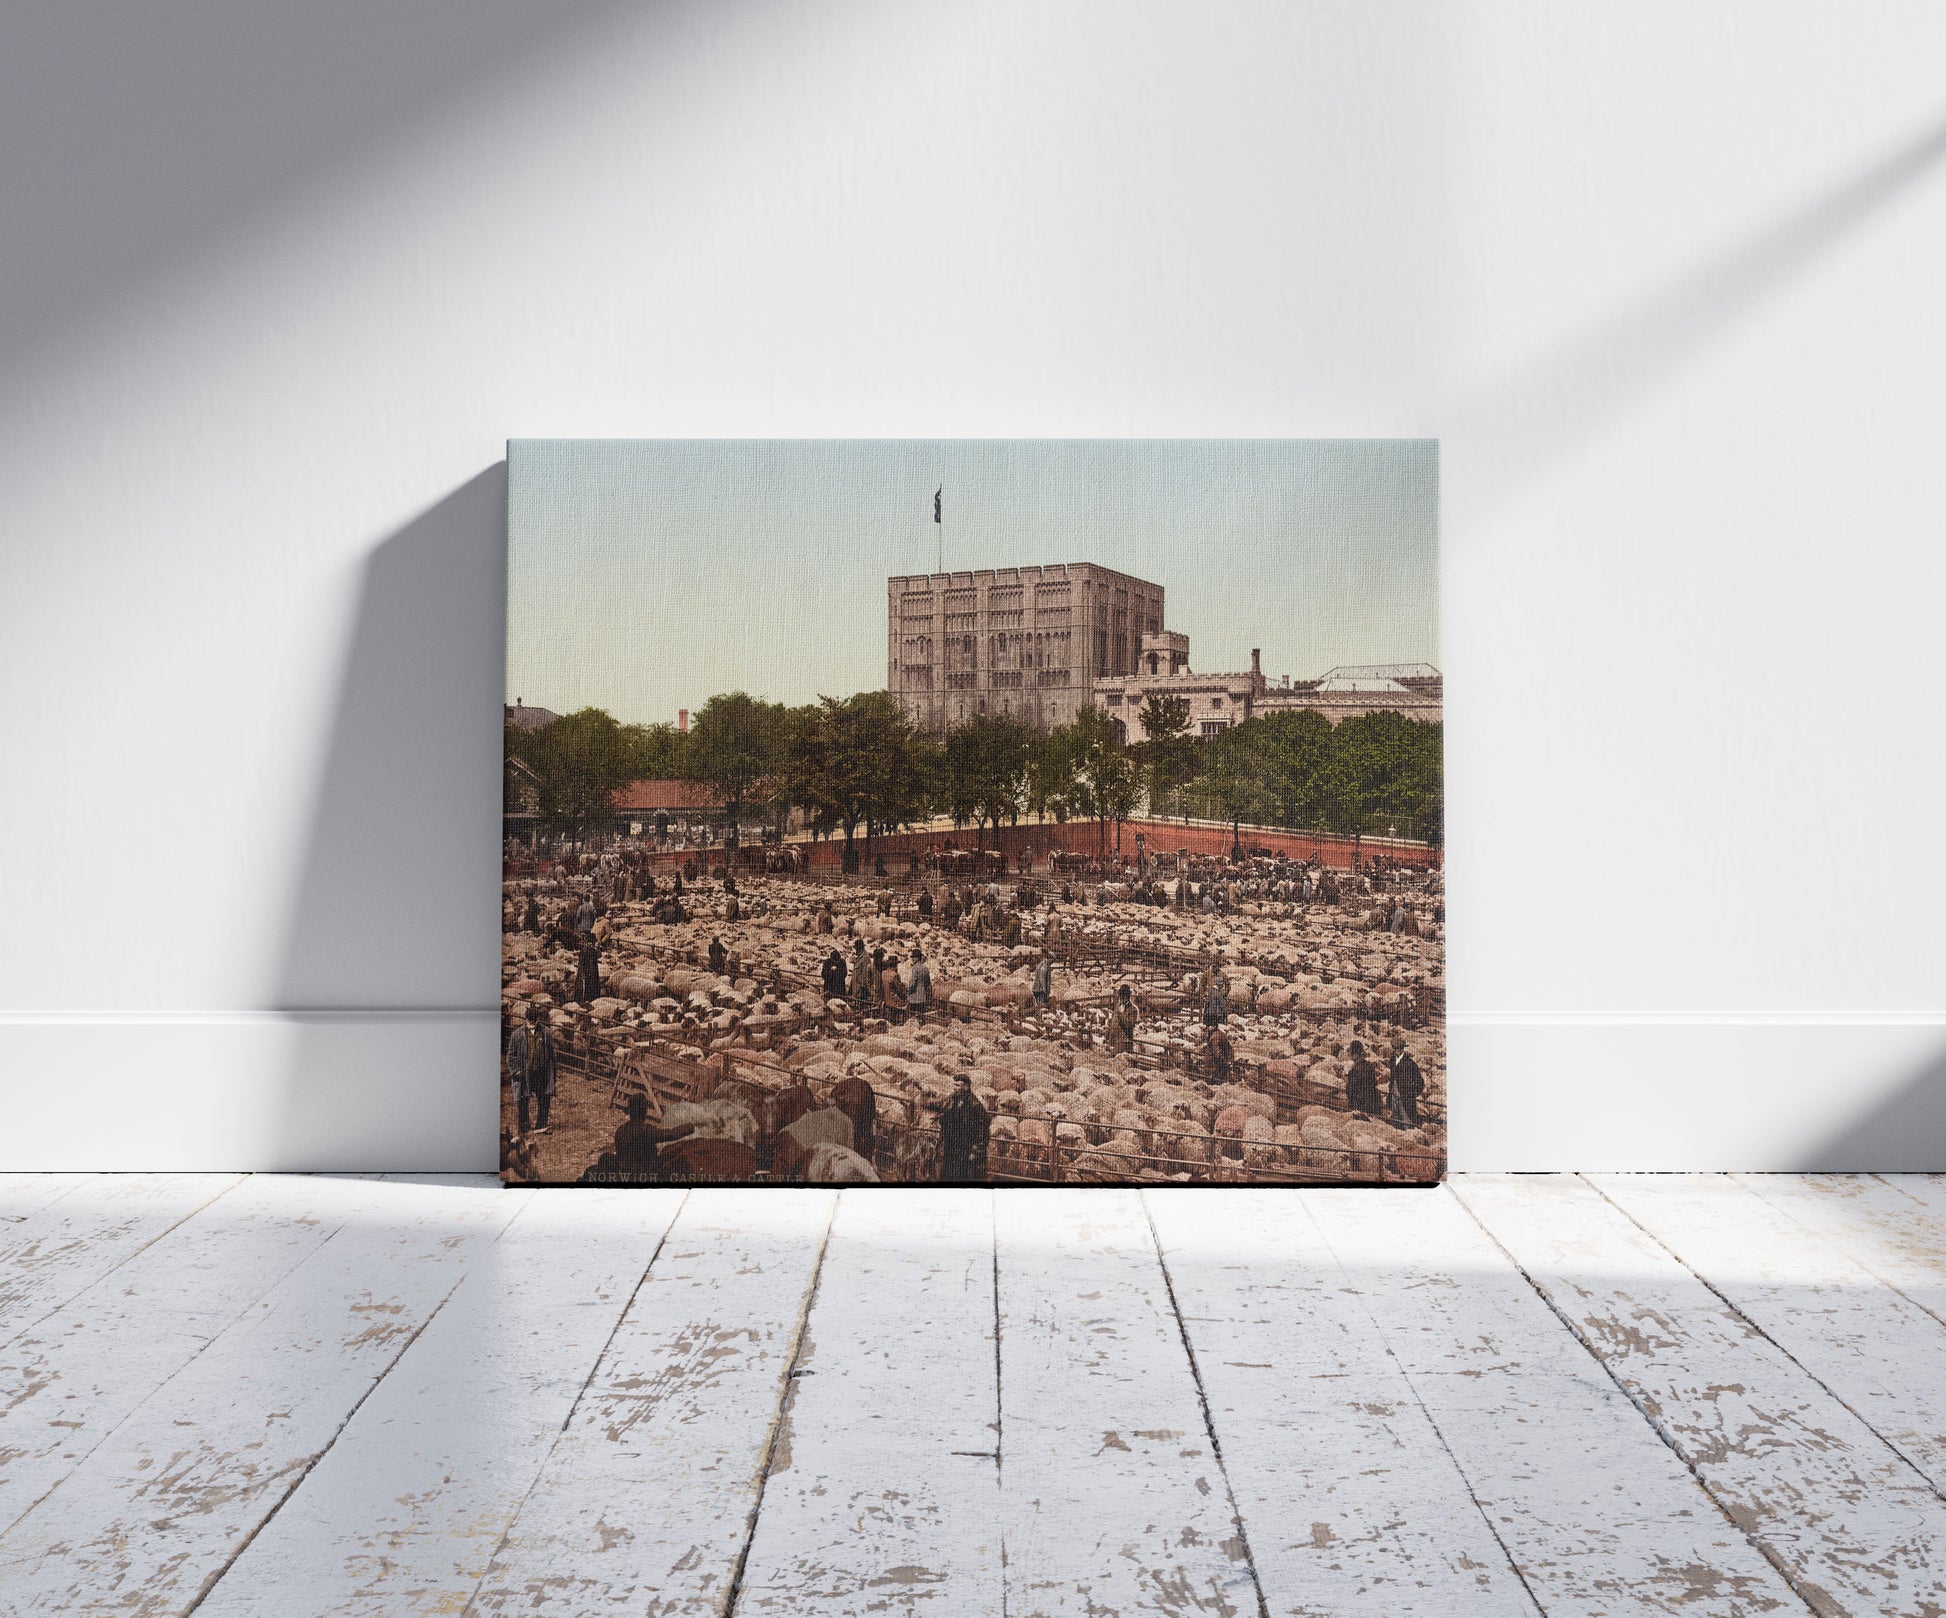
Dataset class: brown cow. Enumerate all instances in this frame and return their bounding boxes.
[827,1074,878,1159]
[771,1107,857,1181]
[657,1136,759,1182]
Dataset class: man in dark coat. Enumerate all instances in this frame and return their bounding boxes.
[1201,973,1229,1029]
[1344,1039,1381,1117]
[708,935,728,976]
[576,938,602,1005]
[937,1075,990,1183]
[1105,984,1138,1053]
[917,887,934,920]
[1387,1038,1426,1128]
[821,947,849,999]
[612,1092,667,1180]
[506,1004,556,1134]
[905,947,933,1019]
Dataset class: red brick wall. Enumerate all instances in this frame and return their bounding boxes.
[797,819,1438,871]
[556,818,1438,876]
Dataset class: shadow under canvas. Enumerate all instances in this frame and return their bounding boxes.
[268,464,507,1172]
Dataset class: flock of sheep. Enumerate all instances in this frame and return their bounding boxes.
[501,868,1444,1184]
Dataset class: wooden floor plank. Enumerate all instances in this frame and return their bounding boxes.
[1733,1176,1946,1323]
[0,1174,96,1222]
[1877,1175,1946,1222]
[463,1188,837,1617]
[1147,1189,1540,1616]
[0,1175,525,1616]
[1594,1174,1946,1500]
[11,1173,1942,1618]
[994,1188,1262,1618]
[1458,1174,1946,1618]
[0,1174,399,1536]
[0,1173,245,1348]
[732,1189,1003,1616]
[1307,1185,1808,1616]
[191,1187,687,1618]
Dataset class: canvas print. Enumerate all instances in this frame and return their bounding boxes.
[502,440,1443,1186]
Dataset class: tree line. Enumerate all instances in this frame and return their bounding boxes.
[506,690,1441,865]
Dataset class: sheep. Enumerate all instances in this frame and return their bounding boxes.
[658,1100,758,1146]
[795,1143,880,1183]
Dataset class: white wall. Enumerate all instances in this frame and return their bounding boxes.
[5,1,1943,1171]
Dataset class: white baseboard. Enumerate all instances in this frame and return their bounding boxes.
[0,1013,1940,1173]
[0,1013,497,1173]
[1449,1016,1946,1172]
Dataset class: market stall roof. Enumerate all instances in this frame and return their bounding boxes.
[612,779,724,812]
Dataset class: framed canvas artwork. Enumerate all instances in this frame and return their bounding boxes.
[502,440,1442,1186]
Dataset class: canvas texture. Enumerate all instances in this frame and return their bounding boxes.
[502,440,1442,1186]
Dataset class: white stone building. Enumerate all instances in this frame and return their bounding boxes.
[1093,641,1440,742]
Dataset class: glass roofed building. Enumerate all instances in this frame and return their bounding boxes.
[1094,639,1441,743]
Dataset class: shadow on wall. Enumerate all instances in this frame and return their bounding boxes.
[0,0,646,377]
[1794,1052,1946,1173]
[270,465,507,1171]
[1448,109,1946,515]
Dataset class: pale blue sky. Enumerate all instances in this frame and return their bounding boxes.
[507,439,1438,728]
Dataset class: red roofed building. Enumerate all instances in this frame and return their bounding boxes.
[611,779,723,814]
[610,779,741,845]
[609,778,804,847]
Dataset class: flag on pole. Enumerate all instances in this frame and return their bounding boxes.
[933,487,942,524]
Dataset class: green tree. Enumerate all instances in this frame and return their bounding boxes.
[1249,708,1336,830]
[626,721,689,781]
[683,692,787,851]
[1068,705,1131,856]
[794,691,933,873]
[1331,711,1443,844]
[943,713,1032,850]
[1203,723,1275,858]
[510,707,645,843]
[1133,693,1193,819]
[1095,744,1141,854]
[760,704,822,845]
[1026,721,1087,825]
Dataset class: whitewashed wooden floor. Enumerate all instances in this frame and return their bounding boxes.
[1,1176,1943,1616]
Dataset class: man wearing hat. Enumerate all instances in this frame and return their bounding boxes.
[1106,983,1138,1053]
[1031,952,1054,1009]
[1387,1037,1426,1128]
[937,1074,990,1183]
[506,1004,557,1136]
[905,946,933,1019]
